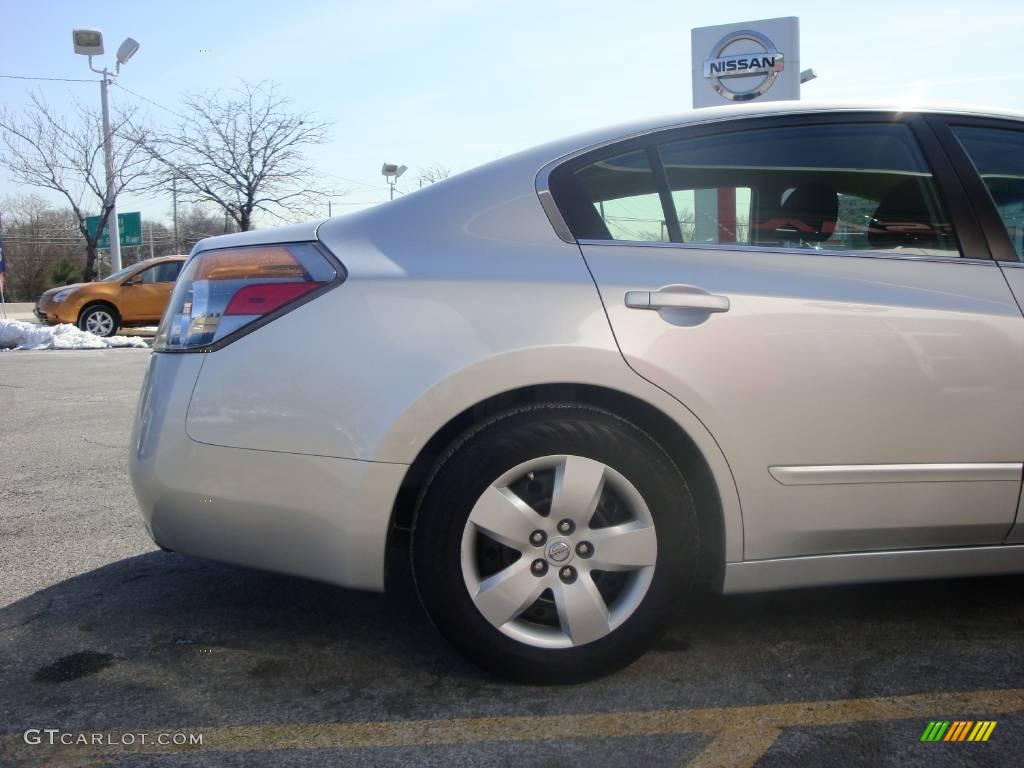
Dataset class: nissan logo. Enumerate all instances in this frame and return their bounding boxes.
[547,541,572,563]
[702,29,784,102]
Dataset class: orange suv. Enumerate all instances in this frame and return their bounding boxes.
[34,256,187,337]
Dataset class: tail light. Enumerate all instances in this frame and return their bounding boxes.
[153,242,343,352]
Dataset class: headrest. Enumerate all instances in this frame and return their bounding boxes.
[776,182,839,243]
[868,180,941,250]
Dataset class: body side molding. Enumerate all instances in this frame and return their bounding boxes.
[768,463,1022,486]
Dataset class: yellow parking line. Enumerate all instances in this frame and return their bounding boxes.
[8,687,1023,765]
[688,723,782,768]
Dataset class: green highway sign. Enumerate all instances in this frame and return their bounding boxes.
[85,211,143,248]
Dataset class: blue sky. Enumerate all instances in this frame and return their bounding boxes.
[3,0,1024,226]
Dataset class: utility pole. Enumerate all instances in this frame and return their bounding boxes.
[328,199,332,217]
[172,176,179,253]
[148,221,154,259]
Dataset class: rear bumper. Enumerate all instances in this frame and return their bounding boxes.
[129,352,405,592]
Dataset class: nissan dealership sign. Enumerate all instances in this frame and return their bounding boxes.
[692,17,801,108]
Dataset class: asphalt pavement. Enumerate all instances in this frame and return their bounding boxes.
[1,350,1022,767]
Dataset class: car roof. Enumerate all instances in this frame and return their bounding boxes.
[135,255,187,265]
[594,100,1024,134]
[521,101,1024,174]
[305,101,1024,255]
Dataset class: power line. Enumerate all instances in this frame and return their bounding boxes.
[0,74,97,84]
[108,85,394,201]
[111,82,185,119]
[319,171,391,192]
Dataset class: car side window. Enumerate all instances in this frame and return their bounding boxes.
[951,125,1024,260]
[159,261,183,282]
[138,262,182,284]
[556,122,961,257]
[572,150,669,242]
[656,123,960,256]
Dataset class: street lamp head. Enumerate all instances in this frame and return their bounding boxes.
[116,37,140,66]
[72,28,104,56]
[381,163,407,179]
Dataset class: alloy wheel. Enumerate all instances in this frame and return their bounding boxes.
[85,310,115,336]
[460,454,657,649]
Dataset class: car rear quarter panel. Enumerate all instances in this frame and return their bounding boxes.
[183,159,744,562]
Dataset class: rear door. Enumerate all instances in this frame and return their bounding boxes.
[929,116,1024,543]
[548,112,1024,560]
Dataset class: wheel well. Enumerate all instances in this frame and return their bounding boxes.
[386,383,725,592]
[78,300,120,324]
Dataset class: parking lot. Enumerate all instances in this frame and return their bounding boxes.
[1,350,1022,767]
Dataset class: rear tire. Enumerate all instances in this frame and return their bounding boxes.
[412,403,699,684]
[79,304,120,338]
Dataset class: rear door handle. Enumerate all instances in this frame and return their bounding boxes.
[625,285,731,313]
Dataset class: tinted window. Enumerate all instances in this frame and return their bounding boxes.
[672,187,753,244]
[952,125,1024,260]
[138,261,182,283]
[573,150,668,241]
[657,124,958,255]
[556,122,960,257]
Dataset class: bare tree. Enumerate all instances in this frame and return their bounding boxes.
[0,194,84,300]
[0,92,153,281]
[141,81,334,232]
[175,204,238,253]
[416,163,452,187]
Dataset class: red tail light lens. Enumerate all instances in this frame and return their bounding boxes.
[224,283,319,315]
[153,242,342,352]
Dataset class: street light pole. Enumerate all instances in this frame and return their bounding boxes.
[73,29,139,276]
[381,163,407,201]
[97,71,122,273]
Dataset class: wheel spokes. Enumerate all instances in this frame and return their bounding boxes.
[472,558,546,628]
[89,313,112,335]
[468,485,541,551]
[550,455,605,528]
[554,573,611,645]
[586,522,658,571]
[460,454,658,649]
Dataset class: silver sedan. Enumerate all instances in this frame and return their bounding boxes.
[130,102,1024,682]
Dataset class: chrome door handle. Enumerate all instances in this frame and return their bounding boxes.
[625,285,730,313]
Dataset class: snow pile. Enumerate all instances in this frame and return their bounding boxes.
[0,319,149,351]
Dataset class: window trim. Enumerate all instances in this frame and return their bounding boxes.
[647,146,682,243]
[576,237,996,267]
[541,111,991,261]
[925,115,1024,263]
